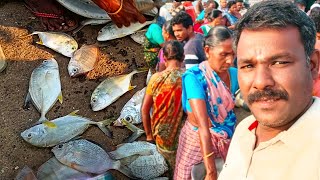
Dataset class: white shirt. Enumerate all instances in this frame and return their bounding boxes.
[219,97,320,180]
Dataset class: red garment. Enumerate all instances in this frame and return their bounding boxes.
[193,22,204,34]
[183,1,196,22]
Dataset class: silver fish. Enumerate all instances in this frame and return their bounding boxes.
[114,87,146,126]
[130,29,146,45]
[52,139,135,178]
[109,141,168,179]
[97,20,153,41]
[91,70,142,111]
[20,111,112,147]
[37,158,91,180]
[24,59,62,123]
[0,44,7,73]
[15,166,37,180]
[68,44,99,77]
[72,19,111,34]
[29,31,78,57]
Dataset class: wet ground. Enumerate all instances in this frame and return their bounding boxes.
[0,1,251,179]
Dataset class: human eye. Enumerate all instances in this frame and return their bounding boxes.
[271,61,290,67]
[239,64,254,69]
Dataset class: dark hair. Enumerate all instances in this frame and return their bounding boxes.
[310,7,320,33]
[171,11,193,29]
[235,0,243,3]
[294,0,306,6]
[163,40,184,62]
[204,26,233,47]
[206,9,222,22]
[227,1,236,9]
[234,0,316,61]
[163,20,175,37]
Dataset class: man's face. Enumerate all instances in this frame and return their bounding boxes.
[172,23,191,42]
[236,2,243,11]
[220,0,227,8]
[237,27,319,128]
[229,4,237,14]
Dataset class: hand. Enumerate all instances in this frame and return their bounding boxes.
[92,0,146,28]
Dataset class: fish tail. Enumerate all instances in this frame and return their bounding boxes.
[97,119,114,138]
[116,162,137,179]
[121,119,145,143]
[38,115,47,123]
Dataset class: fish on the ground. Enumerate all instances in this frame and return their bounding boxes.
[120,119,145,143]
[91,70,142,111]
[108,141,168,179]
[52,139,136,178]
[0,44,7,73]
[20,111,112,147]
[130,29,146,45]
[97,20,154,41]
[24,58,62,123]
[37,157,91,180]
[15,166,37,180]
[27,31,78,57]
[72,19,111,35]
[68,44,99,77]
[114,87,146,126]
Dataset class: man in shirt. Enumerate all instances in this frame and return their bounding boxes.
[171,11,206,69]
[219,1,320,179]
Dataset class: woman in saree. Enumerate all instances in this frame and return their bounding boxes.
[142,40,185,174]
[174,26,238,180]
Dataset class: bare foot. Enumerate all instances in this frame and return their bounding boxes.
[24,0,77,31]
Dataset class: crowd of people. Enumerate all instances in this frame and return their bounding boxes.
[24,0,320,179]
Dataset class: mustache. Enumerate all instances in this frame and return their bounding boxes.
[247,89,289,105]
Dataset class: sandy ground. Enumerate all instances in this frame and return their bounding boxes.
[0,1,251,179]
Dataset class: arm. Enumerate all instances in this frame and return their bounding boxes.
[195,0,204,16]
[189,99,217,180]
[142,93,154,141]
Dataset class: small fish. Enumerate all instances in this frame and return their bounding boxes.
[37,157,91,180]
[97,20,153,41]
[72,19,111,34]
[130,30,146,45]
[68,44,99,77]
[52,139,135,178]
[0,44,7,73]
[24,59,63,123]
[20,111,112,147]
[114,87,146,126]
[109,141,168,179]
[27,31,78,57]
[91,70,143,111]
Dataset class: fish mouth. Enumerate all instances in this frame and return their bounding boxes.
[113,119,123,126]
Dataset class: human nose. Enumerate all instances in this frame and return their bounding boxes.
[252,66,275,90]
[225,54,234,64]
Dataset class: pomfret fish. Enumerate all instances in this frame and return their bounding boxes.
[0,44,7,73]
[109,141,168,179]
[29,31,78,57]
[37,158,91,180]
[68,44,99,77]
[72,19,111,34]
[114,87,146,126]
[52,139,135,178]
[97,21,153,41]
[24,59,62,123]
[20,111,112,147]
[91,70,142,111]
[130,30,146,45]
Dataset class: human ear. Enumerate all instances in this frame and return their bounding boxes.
[309,49,320,80]
[204,46,210,59]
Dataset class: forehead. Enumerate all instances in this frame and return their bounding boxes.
[237,27,305,61]
[211,39,233,52]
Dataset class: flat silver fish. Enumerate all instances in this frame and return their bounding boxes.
[29,32,78,57]
[97,20,154,41]
[52,139,135,178]
[114,87,146,126]
[68,44,99,77]
[24,59,62,123]
[109,141,168,179]
[0,44,7,73]
[20,111,112,147]
[130,30,146,45]
[72,19,111,34]
[91,70,142,111]
[37,158,91,180]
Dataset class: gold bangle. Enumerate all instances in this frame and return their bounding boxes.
[107,0,123,15]
[204,152,214,158]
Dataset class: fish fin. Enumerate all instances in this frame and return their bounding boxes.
[43,121,57,128]
[36,39,44,45]
[121,119,145,143]
[101,117,116,126]
[97,119,114,138]
[23,92,32,110]
[108,149,153,160]
[58,92,63,104]
[128,85,136,91]
[116,163,137,179]
[136,67,149,73]
[38,116,47,123]
[15,165,37,180]
[68,110,79,116]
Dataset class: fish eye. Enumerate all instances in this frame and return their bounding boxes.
[58,144,63,149]
[72,68,78,72]
[125,116,132,122]
[72,47,76,50]
[92,98,97,103]
[27,133,32,138]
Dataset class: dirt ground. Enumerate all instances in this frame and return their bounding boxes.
[0,1,251,179]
